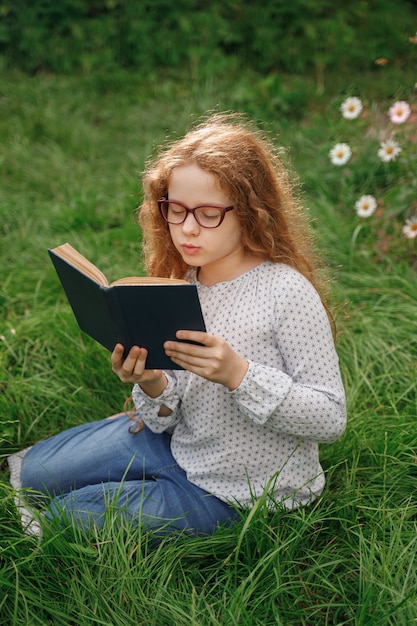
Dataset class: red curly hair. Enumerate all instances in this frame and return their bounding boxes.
[138,112,325,300]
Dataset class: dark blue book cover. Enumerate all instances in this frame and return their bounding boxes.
[48,244,206,370]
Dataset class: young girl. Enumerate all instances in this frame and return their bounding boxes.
[20,113,346,536]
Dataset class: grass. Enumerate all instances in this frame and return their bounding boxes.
[1,65,417,624]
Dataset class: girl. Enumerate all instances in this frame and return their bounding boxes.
[20,113,346,536]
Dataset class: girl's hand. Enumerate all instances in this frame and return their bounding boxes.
[111,344,166,396]
[164,331,248,390]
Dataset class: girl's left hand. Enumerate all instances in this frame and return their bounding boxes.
[164,330,248,390]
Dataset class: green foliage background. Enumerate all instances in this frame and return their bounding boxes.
[1,2,417,623]
[1,0,416,77]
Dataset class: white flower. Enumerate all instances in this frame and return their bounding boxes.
[329,143,352,166]
[341,97,363,120]
[377,139,402,162]
[355,195,377,218]
[388,101,411,124]
[402,217,417,239]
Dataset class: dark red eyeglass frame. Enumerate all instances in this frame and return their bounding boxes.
[157,198,234,228]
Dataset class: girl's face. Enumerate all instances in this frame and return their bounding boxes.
[167,163,247,285]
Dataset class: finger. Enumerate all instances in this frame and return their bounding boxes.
[122,346,146,372]
[111,343,126,369]
[166,346,216,376]
[175,330,212,345]
[112,343,124,358]
[132,347,149,373]
[164,340,207,362]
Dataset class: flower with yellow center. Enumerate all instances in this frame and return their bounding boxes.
[402,217,417,239]
[329,143,352,166]
[341,97,363,120]
[377,139,401,162]
[355,195,377,218]
[389,101,411,124]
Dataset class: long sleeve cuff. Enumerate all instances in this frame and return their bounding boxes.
[230,360,346,441]
[230,360,292,425]
[132,374,181,432]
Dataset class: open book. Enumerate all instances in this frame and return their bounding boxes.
[48,243,206,369]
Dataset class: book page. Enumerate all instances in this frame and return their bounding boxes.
[52,243,109,286]
[111,276,188,286]
[52,243,188,287]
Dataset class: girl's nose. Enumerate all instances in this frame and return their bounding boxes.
[182,211,200,234]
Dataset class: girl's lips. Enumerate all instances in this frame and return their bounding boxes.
[180,243,201,256]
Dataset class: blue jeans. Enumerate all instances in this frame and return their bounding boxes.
[20,416,240,536]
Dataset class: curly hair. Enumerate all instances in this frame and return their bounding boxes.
[138,112,325,299]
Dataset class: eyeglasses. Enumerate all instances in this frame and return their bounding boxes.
[158,198,234,229]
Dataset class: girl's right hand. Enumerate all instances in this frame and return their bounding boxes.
[111,344,164,389]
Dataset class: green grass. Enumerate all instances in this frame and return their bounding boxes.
[1,67,417,625]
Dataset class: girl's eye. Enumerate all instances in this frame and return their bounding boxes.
[169,204,186,216]
[199,209,221,220]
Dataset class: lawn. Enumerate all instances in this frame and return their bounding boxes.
[1,66,417,625]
